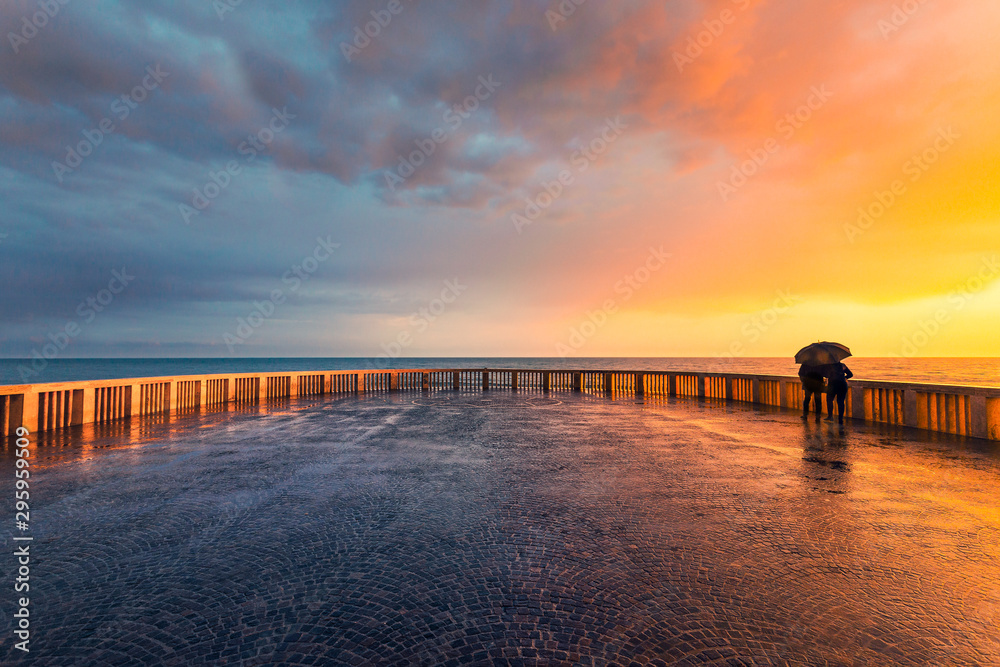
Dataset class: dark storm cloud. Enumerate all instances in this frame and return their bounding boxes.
[1,0,658,194]
[0,0,677,355]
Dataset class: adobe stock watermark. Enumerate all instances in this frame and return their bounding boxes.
[673,0,753,72]
[844,126,959,243]
[511,116,627,234]
[16,268,135,382]
[223,237,340,353]
[878,0,931,39]
[12,425,32,653]
[717,85,833,201]
[179,106,296,224]
[716,290,805,364]
[978,601,1000,646]
[0,231,8,245]
[7,0,71,54]
[383,74,501,192]
[775,623,808,662]
[340,0,414,62]
[555,246,671,356]
[894,255,999,357]
[545,0,588,31]
[213,0,243,21]
[51,65,169,183]
[366,279,468,369]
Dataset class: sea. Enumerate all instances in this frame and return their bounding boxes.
[1,357,997,388]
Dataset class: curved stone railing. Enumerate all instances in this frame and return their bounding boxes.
[2,368,998,441]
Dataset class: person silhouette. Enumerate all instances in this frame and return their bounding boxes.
[825,362,853,423]
[798,364,826,419]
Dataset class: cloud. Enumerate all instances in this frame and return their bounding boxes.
[2,0,999,358]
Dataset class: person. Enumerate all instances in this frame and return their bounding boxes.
[825,362,853,423]
[798,364,826,419]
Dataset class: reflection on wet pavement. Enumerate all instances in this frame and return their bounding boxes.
[2,391,998,665]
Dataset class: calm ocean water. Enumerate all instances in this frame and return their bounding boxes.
[1,357,997,388]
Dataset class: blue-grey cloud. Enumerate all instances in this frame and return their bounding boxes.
[0,0,756,358]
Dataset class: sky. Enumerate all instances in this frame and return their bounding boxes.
[1,0,998,360]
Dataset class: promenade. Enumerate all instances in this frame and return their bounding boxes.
[2,390,998,665]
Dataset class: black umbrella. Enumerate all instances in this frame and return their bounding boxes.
[794,341,851,366]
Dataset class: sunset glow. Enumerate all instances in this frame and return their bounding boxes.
[2,1,998,359]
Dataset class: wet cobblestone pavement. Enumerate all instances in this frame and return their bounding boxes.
[3,391,999,665]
